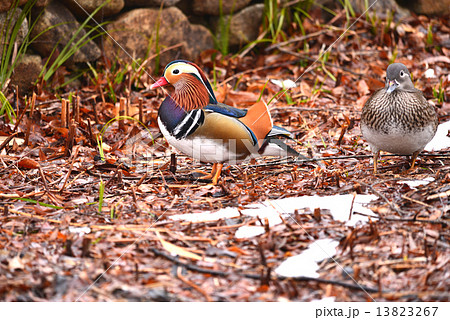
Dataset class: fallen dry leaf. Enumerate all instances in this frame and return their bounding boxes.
[17,158,39,169]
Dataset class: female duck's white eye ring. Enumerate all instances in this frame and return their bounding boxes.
[400,70,405,77]
[173,69,180,75]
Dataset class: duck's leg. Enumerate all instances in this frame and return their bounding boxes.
[192,163,219,183]
[373,150,380,174]
[409,150,421,171]
[192,168,212,178]
[211,163,223,185]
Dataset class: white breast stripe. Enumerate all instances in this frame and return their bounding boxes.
[173,111,194,136]
[185,109,202,137]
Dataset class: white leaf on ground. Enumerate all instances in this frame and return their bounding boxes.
[425,120,450,152]
[169,207,240,223]
[68,226,91,235]
[235,226,265,239]
[270,79,297,88]
[398,177,434,189]
[169,194,378,239]
[275,239,339,278]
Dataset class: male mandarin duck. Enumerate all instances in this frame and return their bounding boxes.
[150,60,303,184]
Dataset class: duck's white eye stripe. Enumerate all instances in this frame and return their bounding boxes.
[170,64,202,79]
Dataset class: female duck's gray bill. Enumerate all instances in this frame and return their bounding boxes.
[386,79,399,93]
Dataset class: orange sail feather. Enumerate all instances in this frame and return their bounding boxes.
[239,100,273,148]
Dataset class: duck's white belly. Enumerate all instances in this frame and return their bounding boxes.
[158,118,245,164]
[361,123,436,155]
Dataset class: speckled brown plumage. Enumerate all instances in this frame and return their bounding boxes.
[360,63,438,173]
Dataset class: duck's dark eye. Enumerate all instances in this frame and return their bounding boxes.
[173,69,180,75]
[400,70,405,77]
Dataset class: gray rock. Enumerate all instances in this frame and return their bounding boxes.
[104,7,214,68]
[10,53,43,93]
[61,0,125,19]
[125,0,181,7]
[320,0,449,17]
[0,0,27,13]
[35,0,50,7]
[0,7,28,47]
[193,0,252,15]
[228,3,264,47]
[396,0,450,16]
[350,0,410,18]
[30,1,101,64]
[0,0,49,13]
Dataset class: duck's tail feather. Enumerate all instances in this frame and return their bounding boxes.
[259,137,308,159]
[268,125,294,139]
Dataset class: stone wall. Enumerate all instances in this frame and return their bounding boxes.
[0,0,448,92]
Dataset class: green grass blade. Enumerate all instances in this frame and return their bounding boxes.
[13,197,64,209]
[98,178,104,213]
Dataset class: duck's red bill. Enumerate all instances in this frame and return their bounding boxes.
[150,77,169,89]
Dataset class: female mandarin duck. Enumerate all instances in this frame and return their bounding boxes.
[150,60,303,184]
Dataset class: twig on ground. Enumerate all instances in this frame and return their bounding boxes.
[150,248,380,294]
